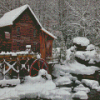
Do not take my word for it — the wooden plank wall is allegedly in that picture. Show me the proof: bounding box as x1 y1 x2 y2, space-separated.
11 9 40 52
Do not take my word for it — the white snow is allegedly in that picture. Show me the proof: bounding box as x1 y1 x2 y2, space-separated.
86 44 95 51
0 69 57 100
41 28 57 39
26 45 31 48
73 37 90 46
57 87 72 92
37 53 41 59
0 4 56 39
0 4 42 28
0 88 20 100
54 76 72 86
0 51 35 56
82 79 99 89
72 91 88 99
75 51 86 60
94 86 100 92
0 79 20 87
74 84 90 93
53 61 100 75
70 45 76 52
75 80 81 84
75 50 100 63
66 48 76 63
48 89 71 100
52 47 61 58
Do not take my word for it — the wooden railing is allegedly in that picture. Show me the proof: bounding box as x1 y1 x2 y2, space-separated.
0 52 38 87
46 57 59 65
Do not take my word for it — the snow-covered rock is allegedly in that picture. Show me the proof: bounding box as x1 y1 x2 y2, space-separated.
25 69 52 84
82 79 99 89
94 86 100 92
75 51 86 60
75 80 81 85
72 91 88 99
53 61 100 75
74 84 90 93
49 89 72 100
73 37 90 46
70 46 76 52
75 50 100 64
86 44 95 51
58 87 72 92
54 76 72 86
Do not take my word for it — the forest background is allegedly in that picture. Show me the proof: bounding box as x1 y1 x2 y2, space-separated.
0 0 100 48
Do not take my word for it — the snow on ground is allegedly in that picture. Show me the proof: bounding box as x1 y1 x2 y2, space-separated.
0 69 72 100
0 88 20 100
52 61 100 76
48 89 72 100
82 79 99 89
73 37 90 46
74 84 90 93
0 79 20 87
72 91 88 99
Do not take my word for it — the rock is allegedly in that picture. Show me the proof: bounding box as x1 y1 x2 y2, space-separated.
72 91 88 100
54 76 72 87
82 79 99 89
74 84 90 93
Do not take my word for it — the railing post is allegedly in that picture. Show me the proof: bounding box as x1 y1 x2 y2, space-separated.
3 59 5 80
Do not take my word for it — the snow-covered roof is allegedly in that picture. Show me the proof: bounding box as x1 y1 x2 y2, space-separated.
0 4 56 39
73 37 90 46
41 28 57 39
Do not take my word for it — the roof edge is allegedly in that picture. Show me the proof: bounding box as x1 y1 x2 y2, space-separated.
41 28 57 39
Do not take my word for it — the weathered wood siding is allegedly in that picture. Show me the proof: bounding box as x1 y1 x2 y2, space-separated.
40 30 53 59
11 9 40 52
40 31 46 59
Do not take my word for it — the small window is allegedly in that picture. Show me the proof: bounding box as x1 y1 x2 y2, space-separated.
33 42 37 52
17 27 20 35
5 32 10 39
33 29 36 37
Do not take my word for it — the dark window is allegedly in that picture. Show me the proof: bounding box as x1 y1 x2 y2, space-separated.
33 42 40 53
33 29 36 37
33 42 37 52
17 42 20 50
17 27 20 35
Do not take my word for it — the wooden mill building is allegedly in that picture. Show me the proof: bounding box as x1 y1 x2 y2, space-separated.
0 4 56 59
